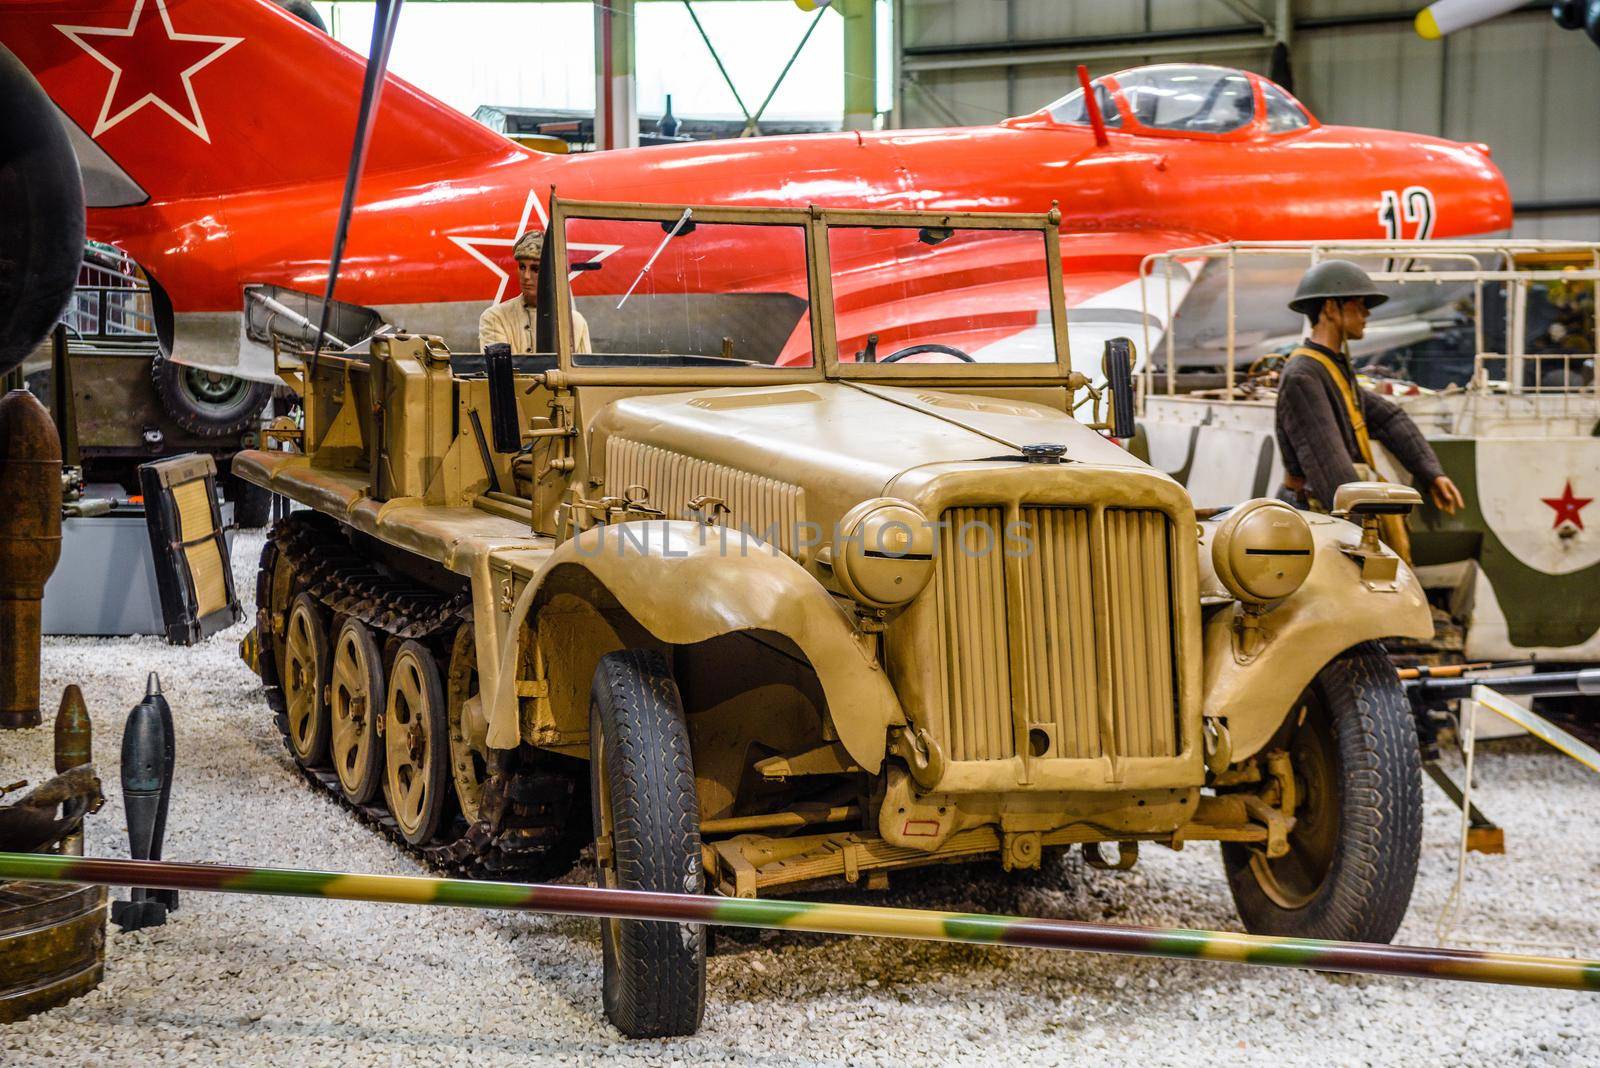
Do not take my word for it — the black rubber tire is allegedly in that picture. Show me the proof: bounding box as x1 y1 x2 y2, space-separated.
150 351 273 437
225 470 274 528
1223 641 1423 944
255 535 285 703
0 49 84 376
589 649 706 1038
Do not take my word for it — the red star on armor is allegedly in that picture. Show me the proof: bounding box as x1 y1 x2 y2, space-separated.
56 0 242 143
1541 480 1593 530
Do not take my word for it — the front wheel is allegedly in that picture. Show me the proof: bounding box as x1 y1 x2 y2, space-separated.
1222 641 1422 944
589 648 705 1038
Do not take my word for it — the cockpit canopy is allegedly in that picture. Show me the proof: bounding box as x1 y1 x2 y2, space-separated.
1045 64 1313 137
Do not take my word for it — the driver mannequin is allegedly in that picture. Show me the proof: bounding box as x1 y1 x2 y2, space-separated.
478 229 592 354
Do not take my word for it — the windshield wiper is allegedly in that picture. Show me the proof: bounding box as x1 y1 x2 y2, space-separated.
618 208 693 310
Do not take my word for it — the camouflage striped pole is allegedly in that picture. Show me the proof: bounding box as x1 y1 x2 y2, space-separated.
3 852 1597 992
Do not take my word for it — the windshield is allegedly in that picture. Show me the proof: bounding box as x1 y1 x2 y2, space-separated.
1046 81 1123 128
1115 65 1256 134
563 215 814 368
1261 81 1311 132
827 225 1058 365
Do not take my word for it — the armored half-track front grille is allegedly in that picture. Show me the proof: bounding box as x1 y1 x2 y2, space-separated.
928 505 1179 763
933 507 1016 760
605 438 806 554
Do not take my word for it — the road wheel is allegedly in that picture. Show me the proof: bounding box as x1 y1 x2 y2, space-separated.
263 533 301 684
1223 641 1423 944
150 351 272 437
329 618 385 804
254 536 284 699
446 623 493 824
282 593 331 767
589 649 705 1038
384 640 451 845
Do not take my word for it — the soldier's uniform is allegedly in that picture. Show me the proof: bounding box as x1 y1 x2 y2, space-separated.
477 227 593 355
1275 340 1444 510
1275 260 1448 561
478 295 591 354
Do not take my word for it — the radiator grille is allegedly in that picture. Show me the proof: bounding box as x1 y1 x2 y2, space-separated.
928 505 1178 763
931 507 1014 761
604 438 806 554
1103 508 1178 759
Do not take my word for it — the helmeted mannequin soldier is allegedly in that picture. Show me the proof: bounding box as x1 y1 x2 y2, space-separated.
477 229 593 354
1274 259 1464 559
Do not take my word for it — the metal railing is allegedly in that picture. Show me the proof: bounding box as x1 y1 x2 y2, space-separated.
65 248 156 342
1137 239 1600 411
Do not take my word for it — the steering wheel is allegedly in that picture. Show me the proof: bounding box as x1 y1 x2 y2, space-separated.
881 343 975 363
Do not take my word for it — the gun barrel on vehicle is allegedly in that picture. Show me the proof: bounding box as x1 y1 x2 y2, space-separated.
1404 668 1600 707
2 852 1596 993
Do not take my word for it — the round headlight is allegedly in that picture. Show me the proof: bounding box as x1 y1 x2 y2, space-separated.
832 498 935 609
1211 498 1315 605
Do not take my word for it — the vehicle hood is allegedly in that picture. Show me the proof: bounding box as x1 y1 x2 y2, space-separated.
587 380 1156 542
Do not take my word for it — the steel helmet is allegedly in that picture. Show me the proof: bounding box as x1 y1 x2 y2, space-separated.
511 229 545 261
1288 259 1390 315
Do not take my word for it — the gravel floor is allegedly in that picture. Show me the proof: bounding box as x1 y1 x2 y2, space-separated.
2 529 1597 1066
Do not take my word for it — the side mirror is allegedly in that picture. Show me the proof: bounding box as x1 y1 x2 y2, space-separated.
1102 337 1136 439
483 342 522 453
1330 481 1421 517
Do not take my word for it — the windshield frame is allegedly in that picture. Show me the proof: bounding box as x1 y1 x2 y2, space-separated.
547 199 824 385
814 206 1071 383
547 198 1072 385
1105 66 1262 140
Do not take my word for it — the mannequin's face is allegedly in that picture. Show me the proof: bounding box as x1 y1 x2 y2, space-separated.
1323 297 1369 340
516 258 540 303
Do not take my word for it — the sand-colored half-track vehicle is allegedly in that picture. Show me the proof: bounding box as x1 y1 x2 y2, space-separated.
238 200 1432 1037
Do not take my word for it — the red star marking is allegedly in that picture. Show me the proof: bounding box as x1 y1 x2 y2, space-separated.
56 0 242 143
1541 480 1593 530
448 190 623 303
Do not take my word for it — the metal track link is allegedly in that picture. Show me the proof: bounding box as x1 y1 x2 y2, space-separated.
258 514 585 881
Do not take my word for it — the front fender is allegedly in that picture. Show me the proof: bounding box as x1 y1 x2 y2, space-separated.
494 520 904 772
1200 515 1431 761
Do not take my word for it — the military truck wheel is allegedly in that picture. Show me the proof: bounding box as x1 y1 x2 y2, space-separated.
446 623 492 823
150 351 272 437
588 649 706 1039
383 641 452 845
282 593 332 767
329 618 386 805
1223 641 1422 944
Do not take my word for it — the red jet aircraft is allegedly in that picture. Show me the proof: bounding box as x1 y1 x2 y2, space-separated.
0 0 1512 382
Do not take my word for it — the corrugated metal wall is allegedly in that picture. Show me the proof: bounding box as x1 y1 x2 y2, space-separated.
897 1 1600 238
